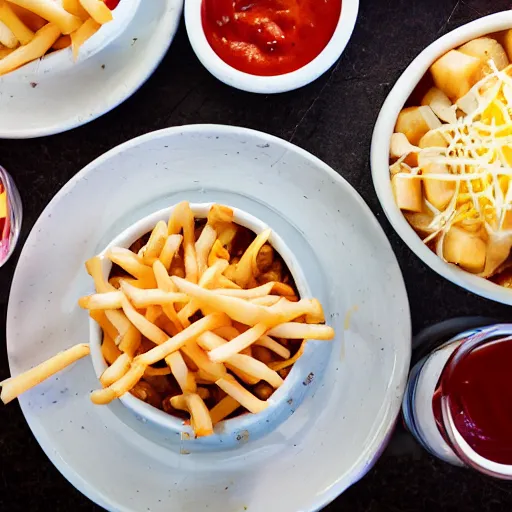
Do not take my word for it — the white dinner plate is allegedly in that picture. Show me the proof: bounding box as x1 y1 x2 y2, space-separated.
0 0 183 139
7 125 411 511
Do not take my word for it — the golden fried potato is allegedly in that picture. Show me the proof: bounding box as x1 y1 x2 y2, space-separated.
459 37 509 76
443 226 487 273
391 173 423 212
395 106 442 146
430 50 482 101
421 163 455 210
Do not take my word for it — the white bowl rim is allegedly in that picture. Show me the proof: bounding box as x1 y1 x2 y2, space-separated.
184 0 359 94
88 201 316 439
371 10 512 306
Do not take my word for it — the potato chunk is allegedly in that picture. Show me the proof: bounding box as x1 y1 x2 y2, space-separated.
392 173 423 212
395 106 442 146
422 163 455 211
430 50 482 101
443 226 486 273
421 87 457 124
418 129 449 149
459 37 509 75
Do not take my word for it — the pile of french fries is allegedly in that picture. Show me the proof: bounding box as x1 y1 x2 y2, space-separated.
0 202 334 438
0 0 116 76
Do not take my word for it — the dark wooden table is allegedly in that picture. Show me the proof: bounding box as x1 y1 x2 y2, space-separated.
1 0 512 510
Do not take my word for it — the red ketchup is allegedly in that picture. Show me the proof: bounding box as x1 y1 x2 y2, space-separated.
104 0 120 9
201 0 342 76
433 338 512 465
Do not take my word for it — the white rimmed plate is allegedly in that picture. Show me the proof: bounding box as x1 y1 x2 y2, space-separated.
7 125 411 511
0 0 183 139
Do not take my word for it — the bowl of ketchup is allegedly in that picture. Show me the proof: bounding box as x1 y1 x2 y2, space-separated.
185 0 359 93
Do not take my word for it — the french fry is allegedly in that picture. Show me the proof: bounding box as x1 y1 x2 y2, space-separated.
271 282 295 297
168 202 199 284
181 339 227 381
172 276 274 326
170 393 213 437
91 363 146 405
267 323 335 340
0 44 13 58
209 395 240 424
120 296 168 345
217 223 237 247
9 4 46 31
62 0 90 21
232 228 271 287
215 274 240 289
142 220 168 264
7 0 81 35
198 332 281 387
254 335 291 359
269 340 307 372
101 335 122 365
79 0 113 24
216 375 268 414
195 224 217 276
135 313 231 366
109 276 151 290
90 310 119 343
52 34 71 50
208 239 230 267
78 291 124 310
0 344 90 404
107 248 156 286
105 309 132 340
144 366 171 377
159 234 182 270
153 260 183 331
213 281 274 299
250 295 281 306
196 205 233 275
100 353 131 387
118 325 141 356
177 259 229 326
86 256 116 293
0 20 18 48
119 280 189 309
70 16 100 60
165 351 196 393
228 354 283 388
207 323 268 363
0 1 33 45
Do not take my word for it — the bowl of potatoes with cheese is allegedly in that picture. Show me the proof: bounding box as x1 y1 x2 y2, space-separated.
371 10 512 305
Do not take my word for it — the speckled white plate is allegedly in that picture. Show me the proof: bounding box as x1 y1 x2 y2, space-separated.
7 125 411 511
0 0 183 139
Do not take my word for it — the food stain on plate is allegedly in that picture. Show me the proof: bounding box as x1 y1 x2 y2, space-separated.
340 305 359 361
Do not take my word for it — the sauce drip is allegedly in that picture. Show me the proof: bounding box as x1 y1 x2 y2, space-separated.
201 0 342 76
104 0 120 10
433 338 512 465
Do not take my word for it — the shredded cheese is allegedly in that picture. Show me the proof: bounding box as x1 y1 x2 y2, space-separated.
391 60 512 269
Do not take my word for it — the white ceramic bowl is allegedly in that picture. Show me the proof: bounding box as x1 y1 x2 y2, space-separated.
371 10 512 306
89 201 323 451
7 0 140 78
184 0 359 93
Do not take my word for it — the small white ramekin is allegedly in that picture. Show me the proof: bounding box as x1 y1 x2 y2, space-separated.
10 0 140 77
184 0 359 94
89 202 318 451
371 10 512 306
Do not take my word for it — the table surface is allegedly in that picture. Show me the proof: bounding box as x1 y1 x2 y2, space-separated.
1 0 512 510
